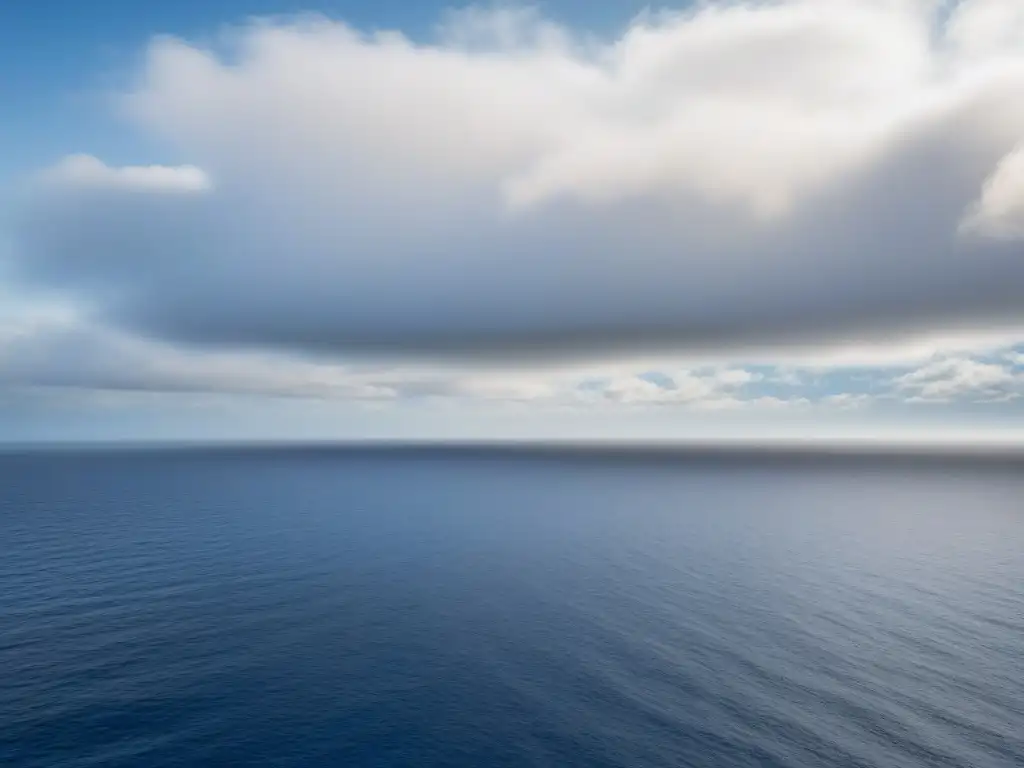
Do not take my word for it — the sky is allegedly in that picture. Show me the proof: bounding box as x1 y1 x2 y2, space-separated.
3 0 1024 443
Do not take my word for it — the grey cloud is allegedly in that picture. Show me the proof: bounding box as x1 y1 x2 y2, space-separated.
10 2 1024 359
0 315 815 409
0 318 400 399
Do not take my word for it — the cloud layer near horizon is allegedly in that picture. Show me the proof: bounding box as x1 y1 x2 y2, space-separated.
10 0 1024 357
2 310 1022 409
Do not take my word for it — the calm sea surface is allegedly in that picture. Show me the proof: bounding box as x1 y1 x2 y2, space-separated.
2 447 1022 767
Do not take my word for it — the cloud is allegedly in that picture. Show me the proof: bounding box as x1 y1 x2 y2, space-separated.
5 305 1024 413
734 327 1024 369
893 356 1023 401
821 393 874 409
35 154 212 194
946 0 1024 58
9 1 1024 357
578 366 762 405
0 311 833 409
0 313 397 400
961 144 1024 237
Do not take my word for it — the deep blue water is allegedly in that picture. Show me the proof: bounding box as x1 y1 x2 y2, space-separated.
2 446 1023 767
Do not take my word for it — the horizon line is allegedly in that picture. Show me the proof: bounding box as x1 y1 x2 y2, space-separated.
5 436 1024 462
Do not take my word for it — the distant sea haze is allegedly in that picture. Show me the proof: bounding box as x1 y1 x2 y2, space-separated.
2 446 1022 767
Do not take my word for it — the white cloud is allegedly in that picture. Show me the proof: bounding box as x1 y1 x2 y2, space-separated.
821 393 874 409
503 0 932 216
750 328 1024 369
946 0 1024 58
893 356 1022 401
710 368 761 386
693 395 812 412
9 1 1024 359
37 154 211 194
541 327 1024 372
961 143 1024 237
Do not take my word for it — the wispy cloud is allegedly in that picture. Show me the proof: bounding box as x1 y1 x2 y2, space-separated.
893 357 1023 403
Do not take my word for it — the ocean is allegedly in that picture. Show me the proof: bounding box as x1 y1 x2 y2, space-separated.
1 446 1022 767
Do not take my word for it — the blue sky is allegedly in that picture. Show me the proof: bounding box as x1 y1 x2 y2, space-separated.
3 0 1024 442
